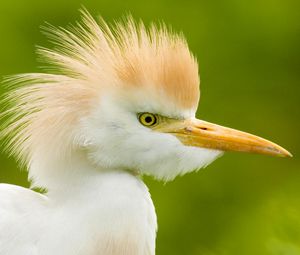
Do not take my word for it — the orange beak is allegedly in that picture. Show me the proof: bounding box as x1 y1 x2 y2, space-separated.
155 118 292 157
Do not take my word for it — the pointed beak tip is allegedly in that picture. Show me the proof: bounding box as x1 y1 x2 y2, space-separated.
283 150 293 158
273 147 293 158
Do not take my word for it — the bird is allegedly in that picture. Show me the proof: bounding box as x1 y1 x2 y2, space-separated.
0 9 291 255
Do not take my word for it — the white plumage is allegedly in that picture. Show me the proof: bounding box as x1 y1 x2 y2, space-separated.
0 10 290 255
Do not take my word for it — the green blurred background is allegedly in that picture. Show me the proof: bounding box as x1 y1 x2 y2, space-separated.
0 0 299 254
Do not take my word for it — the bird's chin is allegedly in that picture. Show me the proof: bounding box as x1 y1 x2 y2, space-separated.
143 146 223 182
186 146 224 170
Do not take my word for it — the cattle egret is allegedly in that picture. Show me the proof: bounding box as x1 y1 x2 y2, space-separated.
0 10 291 255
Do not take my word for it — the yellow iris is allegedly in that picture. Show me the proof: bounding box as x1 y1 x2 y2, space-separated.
138 113 158 127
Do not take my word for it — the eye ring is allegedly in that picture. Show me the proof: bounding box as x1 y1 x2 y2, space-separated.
138 113 157 127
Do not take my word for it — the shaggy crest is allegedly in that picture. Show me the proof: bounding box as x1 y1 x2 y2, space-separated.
0 10 200 166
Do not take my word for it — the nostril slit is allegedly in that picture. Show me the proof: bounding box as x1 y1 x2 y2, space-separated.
200 127 208 130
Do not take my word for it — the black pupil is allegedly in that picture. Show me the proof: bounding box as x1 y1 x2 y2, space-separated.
145 116 153 123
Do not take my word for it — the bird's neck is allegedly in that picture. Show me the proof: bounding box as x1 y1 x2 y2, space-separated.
28 151 157 254
28 150 139 195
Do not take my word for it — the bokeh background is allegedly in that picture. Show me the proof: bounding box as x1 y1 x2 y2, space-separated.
0 0 299 254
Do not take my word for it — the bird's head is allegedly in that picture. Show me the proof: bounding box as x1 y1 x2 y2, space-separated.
0 10 291 185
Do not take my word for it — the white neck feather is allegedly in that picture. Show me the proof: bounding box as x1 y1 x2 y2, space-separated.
29 150 99 192
29 151 157 255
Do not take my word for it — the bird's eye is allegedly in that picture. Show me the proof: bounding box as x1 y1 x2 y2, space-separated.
138 113 158 127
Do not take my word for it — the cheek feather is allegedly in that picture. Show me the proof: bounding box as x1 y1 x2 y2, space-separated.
133 133 223 181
